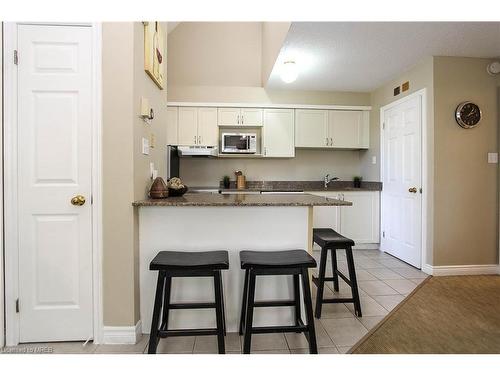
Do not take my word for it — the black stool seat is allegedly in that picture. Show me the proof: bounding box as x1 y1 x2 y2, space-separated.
313 228 355 247
240 250 316 269
150 250 229 270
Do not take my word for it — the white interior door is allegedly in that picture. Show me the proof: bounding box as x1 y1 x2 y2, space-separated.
381 95 422 268
17 24 93 342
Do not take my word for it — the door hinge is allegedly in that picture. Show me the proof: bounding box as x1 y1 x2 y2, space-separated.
382 231 385 238
419 188 423 194
14 50 18 65
16 299 20 313
382 122 385 130
91 195 93 205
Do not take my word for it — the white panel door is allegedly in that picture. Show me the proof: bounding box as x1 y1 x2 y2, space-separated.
329 110 363 148
17 24 93 342
339 192 380 244
217 108 241 126
240 108 263 126
263 109 295 157
197 107 218 146
166 107 178 145
295 109 328 147
381 96 422 267
178 107 198 146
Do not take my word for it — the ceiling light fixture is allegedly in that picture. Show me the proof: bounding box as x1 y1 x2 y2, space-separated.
280 61 298 83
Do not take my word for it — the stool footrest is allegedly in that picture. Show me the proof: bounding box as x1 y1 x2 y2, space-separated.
251 325 308 334
169 302 216 309
253 300 296 308
159 328 218 338
322 298 355 304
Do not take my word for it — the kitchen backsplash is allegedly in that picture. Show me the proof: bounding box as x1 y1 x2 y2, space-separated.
180 149 364 186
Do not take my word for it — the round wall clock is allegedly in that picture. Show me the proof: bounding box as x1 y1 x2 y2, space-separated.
455 101 482 129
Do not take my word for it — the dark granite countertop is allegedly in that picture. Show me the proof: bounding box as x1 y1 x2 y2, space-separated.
188 180 382 193
133 193 352 207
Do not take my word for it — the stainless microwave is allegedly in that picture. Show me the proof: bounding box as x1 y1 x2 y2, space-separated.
221 133 257 154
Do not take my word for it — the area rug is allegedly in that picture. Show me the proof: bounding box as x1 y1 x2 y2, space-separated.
349 275 500 353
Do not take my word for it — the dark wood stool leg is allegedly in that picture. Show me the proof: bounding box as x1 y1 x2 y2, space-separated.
239 269 249 336
314 248 328 319
301 268 318 354
345 246 362 317
213 271 226 354
148 271 165 354
331 248 340 292
293 274 301 325
243 271 256 354
218 270 226 336
161 276 172 330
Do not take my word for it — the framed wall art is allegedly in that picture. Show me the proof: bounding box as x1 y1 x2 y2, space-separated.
144 21 165 89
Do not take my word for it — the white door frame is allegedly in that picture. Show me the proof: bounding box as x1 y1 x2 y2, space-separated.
2 22 103 346
379 88 430 272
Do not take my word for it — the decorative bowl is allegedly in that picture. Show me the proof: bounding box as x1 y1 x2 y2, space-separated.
168 185 188 197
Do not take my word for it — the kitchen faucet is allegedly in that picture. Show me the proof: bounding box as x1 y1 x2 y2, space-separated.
324 174 339 189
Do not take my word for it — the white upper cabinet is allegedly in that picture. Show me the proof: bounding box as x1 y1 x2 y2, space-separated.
240 108 263 126
177 107 218 146
295 109 369 149
197 107 218 146
166 107 178 145
178 107 198 146
217 108 263 127
217 108 241 126
329 110 369 149
263 109 295 158
295 109 329 147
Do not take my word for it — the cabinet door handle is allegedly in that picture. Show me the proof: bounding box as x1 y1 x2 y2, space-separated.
330 138 334 146
237 115 240 125
326 137 329 146
194 135 197 144
198 135 201 144
241 115 244 124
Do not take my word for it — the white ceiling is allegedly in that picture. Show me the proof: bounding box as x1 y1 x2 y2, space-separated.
267 22 500 92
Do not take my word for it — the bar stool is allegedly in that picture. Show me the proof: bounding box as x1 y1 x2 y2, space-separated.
312 228 362 318
238 250 318 354
147 250 229 354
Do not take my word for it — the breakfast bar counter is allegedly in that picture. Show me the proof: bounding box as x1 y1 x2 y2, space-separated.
134 193 350 334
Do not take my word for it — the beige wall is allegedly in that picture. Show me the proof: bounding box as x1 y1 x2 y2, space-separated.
167 22 262 87
261 22 291 86
367 56 499 267
102 23 136 326
433 56 498 266
102 22 168 326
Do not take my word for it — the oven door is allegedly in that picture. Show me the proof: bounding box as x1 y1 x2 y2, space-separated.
222 134 251 153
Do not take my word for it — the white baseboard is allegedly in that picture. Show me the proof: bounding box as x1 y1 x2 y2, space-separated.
102 320 142 344
423 264 500 276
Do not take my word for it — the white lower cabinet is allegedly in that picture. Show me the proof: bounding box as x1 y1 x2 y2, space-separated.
308 191 380 246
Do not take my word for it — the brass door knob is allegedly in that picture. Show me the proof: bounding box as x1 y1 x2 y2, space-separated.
408 187 417 193
71 195 86 206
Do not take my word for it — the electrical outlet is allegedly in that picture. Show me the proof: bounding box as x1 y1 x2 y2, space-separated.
372 156 377 165
150 133 156 148
488 152 498 164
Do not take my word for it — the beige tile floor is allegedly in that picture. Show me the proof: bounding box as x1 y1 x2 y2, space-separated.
2 249 427 355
